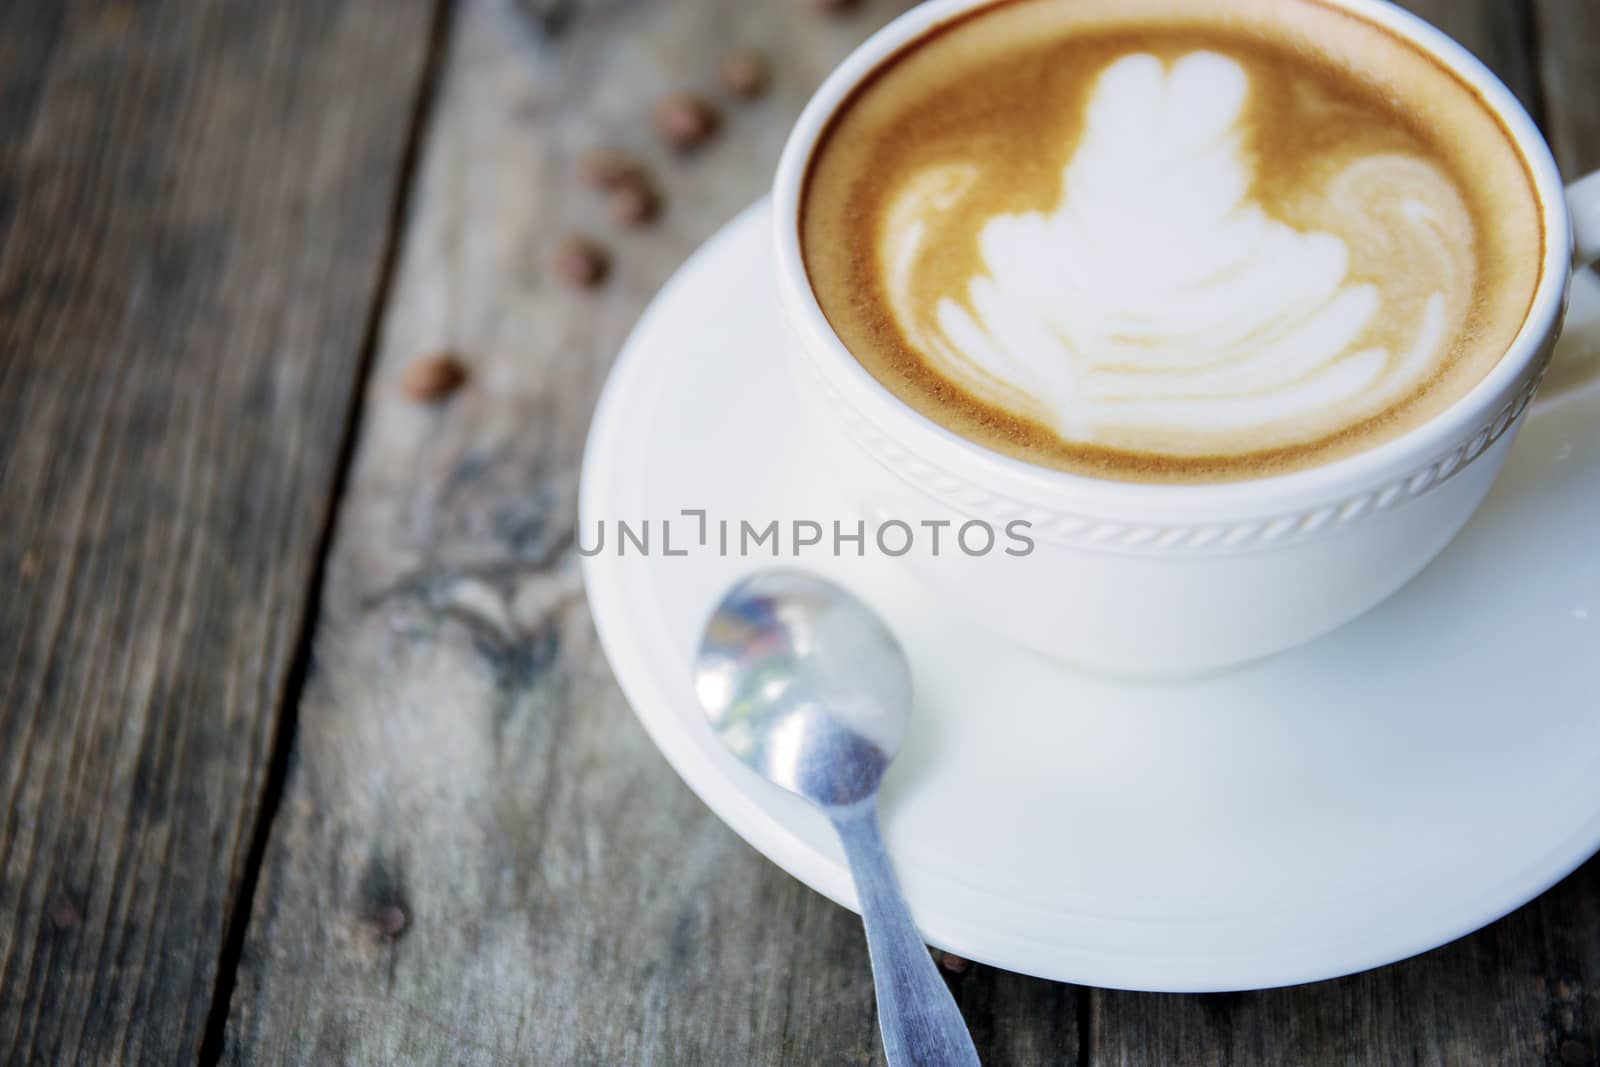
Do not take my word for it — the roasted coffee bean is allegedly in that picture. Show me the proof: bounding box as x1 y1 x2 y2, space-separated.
653 92 720 151
579 146 645 189
721 48 770 98
553 233 610 288
401 353 468 402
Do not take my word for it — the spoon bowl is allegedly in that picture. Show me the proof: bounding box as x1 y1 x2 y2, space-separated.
695 570 910 806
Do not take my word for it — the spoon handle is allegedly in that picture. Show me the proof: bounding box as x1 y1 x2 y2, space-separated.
829 797 982 1067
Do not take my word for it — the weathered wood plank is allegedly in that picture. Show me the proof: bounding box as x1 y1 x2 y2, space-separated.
1087 3 1600 1064
223 0 1082 1063
1535 0 1600 178
0 1 438 1063
1090 860 1600 1066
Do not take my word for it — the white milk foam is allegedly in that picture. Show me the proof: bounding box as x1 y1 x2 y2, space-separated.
880 51 1474 456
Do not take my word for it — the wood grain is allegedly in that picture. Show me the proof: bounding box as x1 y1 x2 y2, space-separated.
1089 859 1600 1066
0 1 438 1063
220 1 1076 1064
1535 0 1600 178
1086 5 1600 1065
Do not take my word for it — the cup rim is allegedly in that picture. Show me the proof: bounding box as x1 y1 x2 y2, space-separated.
771 0 1572 514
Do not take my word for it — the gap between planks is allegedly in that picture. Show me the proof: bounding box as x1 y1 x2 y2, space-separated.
194 2 460 1064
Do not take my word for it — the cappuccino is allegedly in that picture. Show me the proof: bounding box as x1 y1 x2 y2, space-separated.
800 0 1542 481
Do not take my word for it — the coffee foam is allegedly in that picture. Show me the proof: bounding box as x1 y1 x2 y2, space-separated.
801 0 1543 482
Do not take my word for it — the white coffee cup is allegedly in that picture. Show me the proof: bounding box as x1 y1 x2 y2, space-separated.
772 0 1600 675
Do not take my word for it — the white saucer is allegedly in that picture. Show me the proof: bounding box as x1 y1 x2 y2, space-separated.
579 200 1600 992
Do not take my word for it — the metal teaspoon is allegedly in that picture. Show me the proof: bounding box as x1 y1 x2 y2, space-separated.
694 571 982 1067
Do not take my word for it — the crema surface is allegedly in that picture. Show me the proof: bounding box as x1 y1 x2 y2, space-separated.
801 0 1542 481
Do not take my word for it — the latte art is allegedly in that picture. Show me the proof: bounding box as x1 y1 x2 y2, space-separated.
800 0 1543 481
883 51 1474 456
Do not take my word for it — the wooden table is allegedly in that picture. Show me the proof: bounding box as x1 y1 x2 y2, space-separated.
2 1 1597 1063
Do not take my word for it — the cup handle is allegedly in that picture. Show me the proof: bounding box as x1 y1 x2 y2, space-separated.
1535 171 1600 408
1572 170 1600 269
